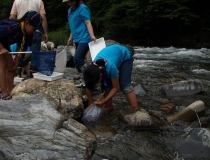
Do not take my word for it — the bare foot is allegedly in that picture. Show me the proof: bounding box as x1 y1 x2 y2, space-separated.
102 105 114 112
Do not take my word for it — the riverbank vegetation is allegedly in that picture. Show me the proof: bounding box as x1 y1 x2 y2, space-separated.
1 0 209 48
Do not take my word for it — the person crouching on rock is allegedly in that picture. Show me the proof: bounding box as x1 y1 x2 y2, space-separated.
83 44 138 111
0 11 44 100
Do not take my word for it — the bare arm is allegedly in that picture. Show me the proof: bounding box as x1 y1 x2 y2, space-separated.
85 20 96 42
40 13 48 42
67 34 73 45
86 88 94 105
95 76 120 106
9 14 17 20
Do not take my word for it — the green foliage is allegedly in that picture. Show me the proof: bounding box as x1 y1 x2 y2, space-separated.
43 0 68 30
0 0 13 20
48 23 70 45
0 0 209 47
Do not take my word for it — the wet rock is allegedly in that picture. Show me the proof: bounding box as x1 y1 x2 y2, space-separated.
177 128 210 159
105 39 120 46
118 108 166 129
88 125 118 139
11 78 84 119
161 103 176 114
133 84 147 96
162 80 204 97
0 94 96 159
167 100 206 123
190 115 210 128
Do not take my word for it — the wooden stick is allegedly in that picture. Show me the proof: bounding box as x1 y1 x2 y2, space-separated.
195 110 202 128
96 91 105 102
84 92 105 111
0 51 32 54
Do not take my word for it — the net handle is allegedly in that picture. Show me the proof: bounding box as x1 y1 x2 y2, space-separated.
0 51 32 54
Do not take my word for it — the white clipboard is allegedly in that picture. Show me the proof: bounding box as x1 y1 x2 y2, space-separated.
88 37 106 60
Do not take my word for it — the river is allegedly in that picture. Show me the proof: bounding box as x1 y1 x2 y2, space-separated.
66 46 210 160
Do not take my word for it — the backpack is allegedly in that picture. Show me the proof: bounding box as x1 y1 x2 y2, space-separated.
0 20 20 40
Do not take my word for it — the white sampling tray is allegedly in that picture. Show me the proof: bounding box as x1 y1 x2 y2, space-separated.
33 72 63 81
88 37 106 60
14 77 24 84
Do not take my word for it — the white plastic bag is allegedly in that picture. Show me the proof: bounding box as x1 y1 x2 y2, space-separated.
54 47 67 73
82 104 102 122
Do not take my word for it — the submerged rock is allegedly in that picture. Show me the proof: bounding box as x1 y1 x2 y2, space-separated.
162 80 204 97
177 128 210 159
133 84 147 96
118 108 166 129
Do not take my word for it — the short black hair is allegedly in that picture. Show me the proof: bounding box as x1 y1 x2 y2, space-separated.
83 65 100 90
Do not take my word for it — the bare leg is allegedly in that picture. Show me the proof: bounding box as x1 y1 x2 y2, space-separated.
5 55 15 94
126 91 138 109
21 64 30 77
0 55 8 96
104 93 114 111
24 64 30 76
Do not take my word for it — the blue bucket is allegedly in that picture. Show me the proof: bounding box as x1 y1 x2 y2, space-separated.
34 51 56 76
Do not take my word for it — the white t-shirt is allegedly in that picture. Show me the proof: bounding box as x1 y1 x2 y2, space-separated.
10 0 46 19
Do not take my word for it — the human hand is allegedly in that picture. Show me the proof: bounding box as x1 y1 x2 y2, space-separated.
44 33 48 43
94 100 105 107
7 64 18 72
67 37 73 46
91 36 97 42
0 48 9 54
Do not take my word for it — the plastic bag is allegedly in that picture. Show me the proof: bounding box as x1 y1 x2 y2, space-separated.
82 104 102 122
54 47 67 73
35 51 56 76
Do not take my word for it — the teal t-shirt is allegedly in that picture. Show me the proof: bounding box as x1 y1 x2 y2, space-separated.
94 45 131 79
68 4 91 43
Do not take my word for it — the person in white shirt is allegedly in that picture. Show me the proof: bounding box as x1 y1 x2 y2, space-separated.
9 0 48 78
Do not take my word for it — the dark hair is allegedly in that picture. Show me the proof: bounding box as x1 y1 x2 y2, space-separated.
84 59 107 90
15 11 35 27
84 65 100 90
95 59 106 67
75 0 81 8
15 11 34 46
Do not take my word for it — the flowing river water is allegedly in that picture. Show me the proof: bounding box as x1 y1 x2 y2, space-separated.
67 46 210 160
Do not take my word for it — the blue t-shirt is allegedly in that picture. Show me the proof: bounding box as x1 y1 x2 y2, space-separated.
94 45 131 79
10 43 30 52
68 4 91 43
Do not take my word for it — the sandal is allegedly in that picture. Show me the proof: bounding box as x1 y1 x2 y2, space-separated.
2 93 12 100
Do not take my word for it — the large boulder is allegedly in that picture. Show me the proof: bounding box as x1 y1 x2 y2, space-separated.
0 94 96 159
11 78 83 119
177 128 210 159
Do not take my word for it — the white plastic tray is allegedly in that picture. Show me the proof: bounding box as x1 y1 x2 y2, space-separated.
14 77 24 82
88 37 106 60
33 72 63 81
14 77 24 85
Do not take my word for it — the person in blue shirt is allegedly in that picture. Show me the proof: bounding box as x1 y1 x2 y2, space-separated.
83 44 138 111
63 0 96 83
10 43 30 52
0 11 43 100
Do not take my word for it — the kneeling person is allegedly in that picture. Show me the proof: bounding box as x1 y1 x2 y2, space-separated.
83 44 138 111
